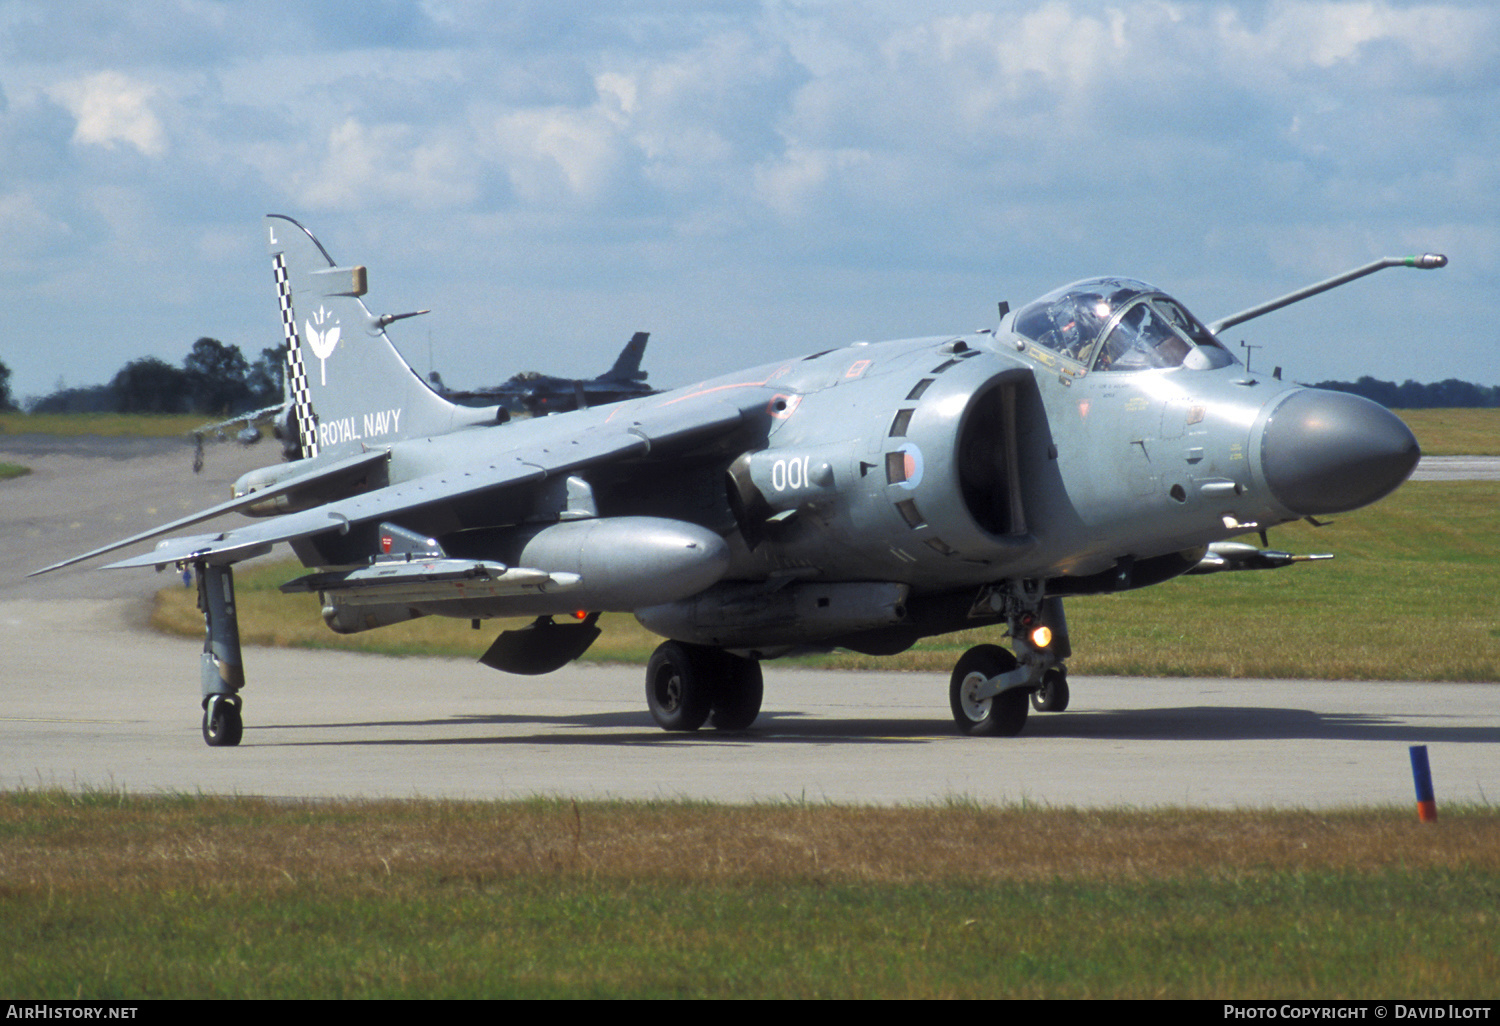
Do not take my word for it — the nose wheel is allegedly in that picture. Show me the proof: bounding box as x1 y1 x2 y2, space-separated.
949 645 1029 737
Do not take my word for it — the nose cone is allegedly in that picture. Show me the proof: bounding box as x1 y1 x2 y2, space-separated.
1261 389 1420 516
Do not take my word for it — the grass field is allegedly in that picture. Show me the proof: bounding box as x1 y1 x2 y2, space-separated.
1392 407 1500 455
0 411 211 438
153 479 1500 681
3 791 1496 999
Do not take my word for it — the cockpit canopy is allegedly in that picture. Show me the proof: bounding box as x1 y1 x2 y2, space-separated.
1012 278 1233 372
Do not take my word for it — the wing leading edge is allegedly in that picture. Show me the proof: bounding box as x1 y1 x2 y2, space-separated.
28 449 391 577
36 397 751 575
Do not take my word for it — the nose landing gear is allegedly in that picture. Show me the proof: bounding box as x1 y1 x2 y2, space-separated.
1031 666 1070 712
949 587 1070 736
949 645 1030 736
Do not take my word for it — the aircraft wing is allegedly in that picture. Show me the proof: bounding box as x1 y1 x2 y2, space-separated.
37 397 751 575
29 449 391 576
191 401 286 437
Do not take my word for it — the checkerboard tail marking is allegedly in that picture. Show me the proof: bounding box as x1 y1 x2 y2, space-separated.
273 252 320 459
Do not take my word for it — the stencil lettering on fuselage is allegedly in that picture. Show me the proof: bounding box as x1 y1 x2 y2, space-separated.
317 408 403 448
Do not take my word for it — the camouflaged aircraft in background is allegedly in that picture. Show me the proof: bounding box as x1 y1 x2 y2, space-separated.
443 331 655 417
34 215 1442 746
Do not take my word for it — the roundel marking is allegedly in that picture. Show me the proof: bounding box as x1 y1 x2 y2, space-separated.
895 442 923 490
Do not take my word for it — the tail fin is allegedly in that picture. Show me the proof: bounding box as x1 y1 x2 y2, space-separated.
267 214 480 461
602 331 649 382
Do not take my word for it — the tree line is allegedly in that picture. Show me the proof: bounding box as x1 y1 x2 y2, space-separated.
2 348 1495 415
0 339 284 416
1308 376 1500 409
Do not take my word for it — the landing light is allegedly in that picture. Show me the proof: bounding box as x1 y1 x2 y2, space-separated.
1030 625 1053 649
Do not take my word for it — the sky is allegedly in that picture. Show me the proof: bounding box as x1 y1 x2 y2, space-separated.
1 0 1495 405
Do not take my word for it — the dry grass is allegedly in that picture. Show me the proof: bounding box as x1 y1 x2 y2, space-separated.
0 412 210 438
5 795 1497 998
6 794 1498 888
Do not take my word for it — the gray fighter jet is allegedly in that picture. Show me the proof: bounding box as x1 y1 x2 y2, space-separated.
33 216 1443 746
444 331 655 416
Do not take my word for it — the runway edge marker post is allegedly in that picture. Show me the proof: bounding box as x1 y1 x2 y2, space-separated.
1409 744 1438 822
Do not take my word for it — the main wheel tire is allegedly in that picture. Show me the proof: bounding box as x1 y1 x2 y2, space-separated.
645 642 715 731
709 652 763 731
202 696 243 747
949 645 1029 737
1031 666 1070 712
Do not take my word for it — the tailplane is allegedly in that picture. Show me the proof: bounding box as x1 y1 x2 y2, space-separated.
267 214 481 461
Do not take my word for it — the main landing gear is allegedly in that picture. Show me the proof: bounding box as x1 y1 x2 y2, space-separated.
645 641 764 732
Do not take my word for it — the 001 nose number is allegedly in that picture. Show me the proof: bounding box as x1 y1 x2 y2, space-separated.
771 456 812 492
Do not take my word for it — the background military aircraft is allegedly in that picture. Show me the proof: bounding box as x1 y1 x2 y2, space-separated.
193 327 654 473
33 216 1442 746
443 332 655 416
189 402 286 473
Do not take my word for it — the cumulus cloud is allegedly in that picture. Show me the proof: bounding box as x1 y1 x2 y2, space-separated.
293 117 477 211
49 70 167 157
484 103 630 205
1217 1 1498 74
0 1 1493 398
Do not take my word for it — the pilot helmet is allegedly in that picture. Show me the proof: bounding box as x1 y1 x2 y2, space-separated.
1059 292 1108 355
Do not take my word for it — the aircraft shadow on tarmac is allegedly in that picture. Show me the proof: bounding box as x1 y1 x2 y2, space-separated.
245 703 1500 748
1019 706 1499 744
